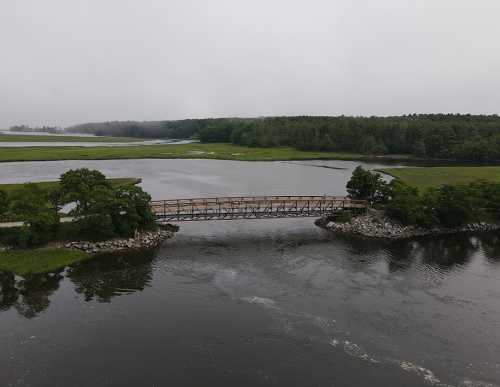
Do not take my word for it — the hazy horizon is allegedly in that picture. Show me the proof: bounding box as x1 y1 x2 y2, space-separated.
2 0 499 127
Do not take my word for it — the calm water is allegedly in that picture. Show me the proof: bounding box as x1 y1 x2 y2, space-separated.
1 159 499 387
0 138 193 147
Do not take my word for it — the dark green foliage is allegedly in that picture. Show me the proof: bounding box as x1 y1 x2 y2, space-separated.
346 167 500 228
0 227 22 246
385 182 437 227
434 186 473 227
59 168 110 214
2 169 156 246
75 214 115 241
65 118 251 140
68 114 500 161
386 181 422 225
346 166 388 203
62 169 156 239
383 179 500 228
194 114 500 161
10 184 59 247
198 123 233 143
0 190 8 220
108 185 155 237
470 181 500 219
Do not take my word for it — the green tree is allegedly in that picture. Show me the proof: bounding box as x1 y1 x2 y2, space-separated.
59 168 110 214
60 169 156 240
72 183 116 240
346 166 387 203
11 184 59 247
109 185 155 237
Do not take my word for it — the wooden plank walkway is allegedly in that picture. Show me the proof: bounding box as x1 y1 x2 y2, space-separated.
151 195 367 222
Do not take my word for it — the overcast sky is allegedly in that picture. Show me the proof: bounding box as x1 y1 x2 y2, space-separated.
1 0 499 127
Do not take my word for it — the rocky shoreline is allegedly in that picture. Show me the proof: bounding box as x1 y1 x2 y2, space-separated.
62 228 175 254
315 211 500 240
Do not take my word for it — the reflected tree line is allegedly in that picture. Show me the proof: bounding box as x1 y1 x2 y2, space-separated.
328 231 500 273
1 232 500 318
0 249 156 318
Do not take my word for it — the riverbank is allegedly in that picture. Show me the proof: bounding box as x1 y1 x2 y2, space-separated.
0 228 176 275
62 229 174 254
0 142 423 163
316 211 500 239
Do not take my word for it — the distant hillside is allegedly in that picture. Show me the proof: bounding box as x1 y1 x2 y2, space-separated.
195 114 500 161
65 118 255 139
66 114 500 161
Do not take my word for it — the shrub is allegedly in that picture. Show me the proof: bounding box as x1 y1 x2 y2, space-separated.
434 185 473 227
386 181 421 225
75 214 115 241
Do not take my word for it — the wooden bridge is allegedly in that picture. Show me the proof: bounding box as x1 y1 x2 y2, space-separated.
151 195 367 222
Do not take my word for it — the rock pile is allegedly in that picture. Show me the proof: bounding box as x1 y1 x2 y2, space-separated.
64 229 174 254
316 213 500 240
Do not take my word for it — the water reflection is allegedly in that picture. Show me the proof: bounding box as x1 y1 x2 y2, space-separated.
0 250 155 317
322 231 499 274
480 232 500 262
0 270 63 318
385 234 480 273
1 232 499 319
67 249 156 302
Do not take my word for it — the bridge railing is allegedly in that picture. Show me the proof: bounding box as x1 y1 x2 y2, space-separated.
150 195 368 222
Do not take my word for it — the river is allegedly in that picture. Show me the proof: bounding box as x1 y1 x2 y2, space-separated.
1 159 499 386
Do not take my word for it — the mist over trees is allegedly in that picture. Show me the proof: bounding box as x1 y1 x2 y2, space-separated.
65 118 252 140
9 125 63 134
66 114 500 161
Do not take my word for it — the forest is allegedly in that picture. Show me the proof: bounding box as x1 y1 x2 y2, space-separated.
197 115 500 161
66 115 500 161
66 118 252 140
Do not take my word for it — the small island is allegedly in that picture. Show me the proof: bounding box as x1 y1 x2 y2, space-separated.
0 169 175 275
316 166 500 239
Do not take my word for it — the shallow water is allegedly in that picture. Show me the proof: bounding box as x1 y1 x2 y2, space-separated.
1 159 499 386
0 138 193 147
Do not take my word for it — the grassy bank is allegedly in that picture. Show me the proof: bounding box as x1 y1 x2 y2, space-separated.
0 248 91 275
0 142 418 162
381 166 500 190
0 133 137 142
0 177 140 195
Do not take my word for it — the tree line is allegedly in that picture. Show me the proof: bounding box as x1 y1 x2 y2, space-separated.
66 118 253 140
197 114 500 161
9 125 63 134
64 114 500 161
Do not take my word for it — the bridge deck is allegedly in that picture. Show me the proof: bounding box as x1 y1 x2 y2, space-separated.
151 195 367 222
